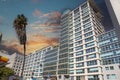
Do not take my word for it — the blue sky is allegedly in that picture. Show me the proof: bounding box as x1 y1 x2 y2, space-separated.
0 0 113 54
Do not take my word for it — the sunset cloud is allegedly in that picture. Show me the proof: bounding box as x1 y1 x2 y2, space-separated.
30 9 61 34
2 34 59 54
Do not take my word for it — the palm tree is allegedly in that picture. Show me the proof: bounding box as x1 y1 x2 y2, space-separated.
13 14 27 78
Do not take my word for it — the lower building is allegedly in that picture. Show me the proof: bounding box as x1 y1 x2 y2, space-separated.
9 53 24 76
0 50 24 77
98 29 120 80
23 46 53 80
43 47 59 80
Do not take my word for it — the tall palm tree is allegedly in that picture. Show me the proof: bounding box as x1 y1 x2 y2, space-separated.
13 14 27 78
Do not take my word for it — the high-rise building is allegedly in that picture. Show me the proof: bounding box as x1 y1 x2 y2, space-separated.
58 0 105 80
23 46 53 80
98 29 120 80
105 0 120 40
43 47 59 80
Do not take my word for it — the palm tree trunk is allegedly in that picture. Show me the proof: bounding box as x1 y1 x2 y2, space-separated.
21 43 26 78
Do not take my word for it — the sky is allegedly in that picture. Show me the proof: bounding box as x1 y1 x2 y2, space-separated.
0 0 113 54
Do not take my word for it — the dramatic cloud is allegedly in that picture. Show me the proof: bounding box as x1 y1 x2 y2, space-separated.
30 9 61 34
2 34 59 54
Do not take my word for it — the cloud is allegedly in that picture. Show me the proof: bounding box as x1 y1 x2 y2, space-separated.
30 9 61 34
44 27 61 33
2 34 59 54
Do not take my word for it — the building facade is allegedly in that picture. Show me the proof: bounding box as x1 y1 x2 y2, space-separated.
98 29 120 80
23 46 53 80
105 0 120 40
43 47 59 80
9 53 24 76
58 0 105 80
0 51 24 77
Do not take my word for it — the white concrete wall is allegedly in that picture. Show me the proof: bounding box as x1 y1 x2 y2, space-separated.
102 64 120 80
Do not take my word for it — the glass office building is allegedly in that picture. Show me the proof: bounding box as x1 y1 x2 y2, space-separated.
58 0 105 80
98 29 120 80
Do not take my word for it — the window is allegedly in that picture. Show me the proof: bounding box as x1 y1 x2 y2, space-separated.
69 48 73 52
84 27 92 33
86 47 95 53
119 65 120 69
75 31 82 37
82 15 89 20
76 76 81 80
75 40 82 46
110 66 114 70
69 58 74 62
75 36 82 41
76 56 84 61
85 42 95 48
76 62 84 67
69 53 73 57
111 74 117 79
88 67 98 73
74 8 79 14
85 36 94 42
87 60 97 66
107 74 110 80
107 74 117 79
75 45 83 51
75 27 81 32
88 75 99 80
76 51 83 56
105 67 109 70
70 70 74 74
69 64 74 68
69 44 73 47
83 18 90 24
84 31 93 37
76 69 84 74
81 3 87 9
86 54 96 59
83 22 91 29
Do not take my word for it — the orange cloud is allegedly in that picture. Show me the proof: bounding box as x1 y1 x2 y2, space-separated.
2 34 59 55
44 28 60 32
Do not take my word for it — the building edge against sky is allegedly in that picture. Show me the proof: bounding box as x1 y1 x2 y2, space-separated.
105 0 120 40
